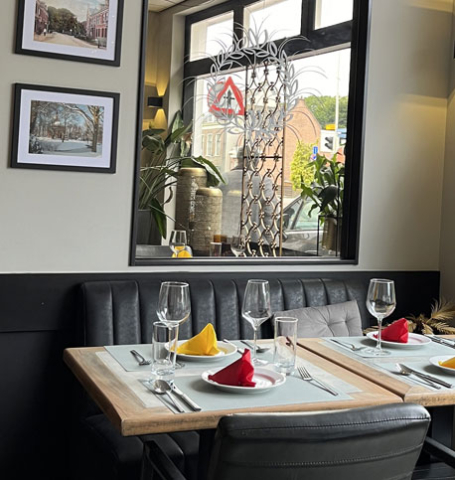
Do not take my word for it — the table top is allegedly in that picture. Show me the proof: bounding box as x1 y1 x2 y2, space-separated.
299 337 455 407
63 344 402 437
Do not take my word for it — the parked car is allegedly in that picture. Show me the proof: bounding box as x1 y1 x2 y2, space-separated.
282 197 320 256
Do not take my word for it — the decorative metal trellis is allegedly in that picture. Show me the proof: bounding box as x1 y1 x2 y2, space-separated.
207 26 301 257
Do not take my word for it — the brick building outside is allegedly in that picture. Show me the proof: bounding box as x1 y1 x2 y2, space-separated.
34 0 49 35
86 0 110 48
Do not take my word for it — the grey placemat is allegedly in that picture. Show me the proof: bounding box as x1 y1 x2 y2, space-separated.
167 369 353 412
102 342 362 414
321 337 455 389
105 342 360 394
105 344 153 372
324 336 455 359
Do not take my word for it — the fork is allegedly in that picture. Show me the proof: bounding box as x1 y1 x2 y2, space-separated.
130 350 151 366
297 366 339 396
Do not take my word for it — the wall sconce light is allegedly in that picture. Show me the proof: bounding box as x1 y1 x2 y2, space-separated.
147 96 163 109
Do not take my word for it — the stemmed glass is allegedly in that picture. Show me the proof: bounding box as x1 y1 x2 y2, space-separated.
365 278 396 356
230 235 246 257
169 230 188 256
156 281 191 369
242 279 272 366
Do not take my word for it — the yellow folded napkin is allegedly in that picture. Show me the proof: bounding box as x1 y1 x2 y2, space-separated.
177 324 221 356
440 357 455 369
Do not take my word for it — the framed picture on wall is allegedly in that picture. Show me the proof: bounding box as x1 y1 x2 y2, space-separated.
11 84 119 173
15 0 124 66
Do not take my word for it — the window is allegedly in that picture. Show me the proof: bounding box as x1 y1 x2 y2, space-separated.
190 11 234 61
315 0 354 29
179 0 367 261
244 0 302 42
132 0 370 264
214 133 222 157
207 134 213 156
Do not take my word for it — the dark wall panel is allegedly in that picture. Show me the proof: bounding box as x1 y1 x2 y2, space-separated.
1 330 73 480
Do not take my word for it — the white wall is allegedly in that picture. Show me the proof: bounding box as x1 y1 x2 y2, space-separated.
0 0 452 273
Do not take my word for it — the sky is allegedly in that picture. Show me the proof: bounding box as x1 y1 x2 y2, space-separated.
44 0 104 22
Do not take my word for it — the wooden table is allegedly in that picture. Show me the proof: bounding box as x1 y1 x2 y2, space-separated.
64 345 402 437
299 338 455 407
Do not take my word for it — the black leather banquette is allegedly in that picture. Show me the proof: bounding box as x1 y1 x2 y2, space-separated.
71 271 439 480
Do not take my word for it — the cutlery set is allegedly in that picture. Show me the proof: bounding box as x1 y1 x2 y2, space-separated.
131 350 201 413
144 379 202 413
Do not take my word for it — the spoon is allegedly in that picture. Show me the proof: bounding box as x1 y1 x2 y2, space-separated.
150 379 184 412
330 339 367 352
240 340 271 353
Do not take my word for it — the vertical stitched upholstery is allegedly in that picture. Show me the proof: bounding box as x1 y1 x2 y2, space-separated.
81 276 376 345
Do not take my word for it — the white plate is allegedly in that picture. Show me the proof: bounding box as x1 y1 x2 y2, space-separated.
429 356 455 375
201 367 286 394
169 340 237 362
366 331 431 348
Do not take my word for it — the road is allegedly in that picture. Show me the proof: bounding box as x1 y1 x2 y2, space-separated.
35 32 94 49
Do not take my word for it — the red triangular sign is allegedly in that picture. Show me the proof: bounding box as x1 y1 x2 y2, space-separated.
209 77 245 116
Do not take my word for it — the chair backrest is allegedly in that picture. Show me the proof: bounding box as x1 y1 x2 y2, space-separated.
207 403 430 480
80 276 369 346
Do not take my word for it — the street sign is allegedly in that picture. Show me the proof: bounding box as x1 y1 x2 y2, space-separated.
207 77 245 117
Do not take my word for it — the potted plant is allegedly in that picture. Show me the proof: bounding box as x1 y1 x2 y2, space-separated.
299 150 344 253
139 111 224 240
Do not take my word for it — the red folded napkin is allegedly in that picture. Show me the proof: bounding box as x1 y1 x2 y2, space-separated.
208 349 256 387
376 318 409 343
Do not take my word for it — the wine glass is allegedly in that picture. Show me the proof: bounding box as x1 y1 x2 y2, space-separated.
230 235 246 257
169 230 188 256
156 281 191 369
242 279 272 366
365 278 396 356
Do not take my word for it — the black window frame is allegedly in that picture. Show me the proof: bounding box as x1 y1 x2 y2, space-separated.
131 0 370 266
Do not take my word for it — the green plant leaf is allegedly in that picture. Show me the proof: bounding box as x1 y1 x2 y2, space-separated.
149 198 167 239
319 185 339 213
142 135 165 154
142 128 165 138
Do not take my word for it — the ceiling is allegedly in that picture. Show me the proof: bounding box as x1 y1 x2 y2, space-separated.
148 0 187 12
148 0 225 13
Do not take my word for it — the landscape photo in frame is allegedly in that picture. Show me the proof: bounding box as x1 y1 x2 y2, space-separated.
16 0 124 65
11 84 119 173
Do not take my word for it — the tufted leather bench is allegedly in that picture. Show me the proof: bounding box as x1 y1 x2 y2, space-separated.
70 273 437 480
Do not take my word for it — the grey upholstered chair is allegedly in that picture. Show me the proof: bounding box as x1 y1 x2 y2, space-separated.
142 403 431 480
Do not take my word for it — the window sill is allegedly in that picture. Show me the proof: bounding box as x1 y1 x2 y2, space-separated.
133 257 358 267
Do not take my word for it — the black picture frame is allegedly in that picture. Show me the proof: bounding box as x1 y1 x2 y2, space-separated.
15 0 124 67
11 83 119 174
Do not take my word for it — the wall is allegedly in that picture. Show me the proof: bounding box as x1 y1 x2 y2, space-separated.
440 1 455 297
0 0 144 273
0 0 452 274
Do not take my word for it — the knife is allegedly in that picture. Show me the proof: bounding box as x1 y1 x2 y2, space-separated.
172 385 202 412
425 335 455 348
399 364 453 388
